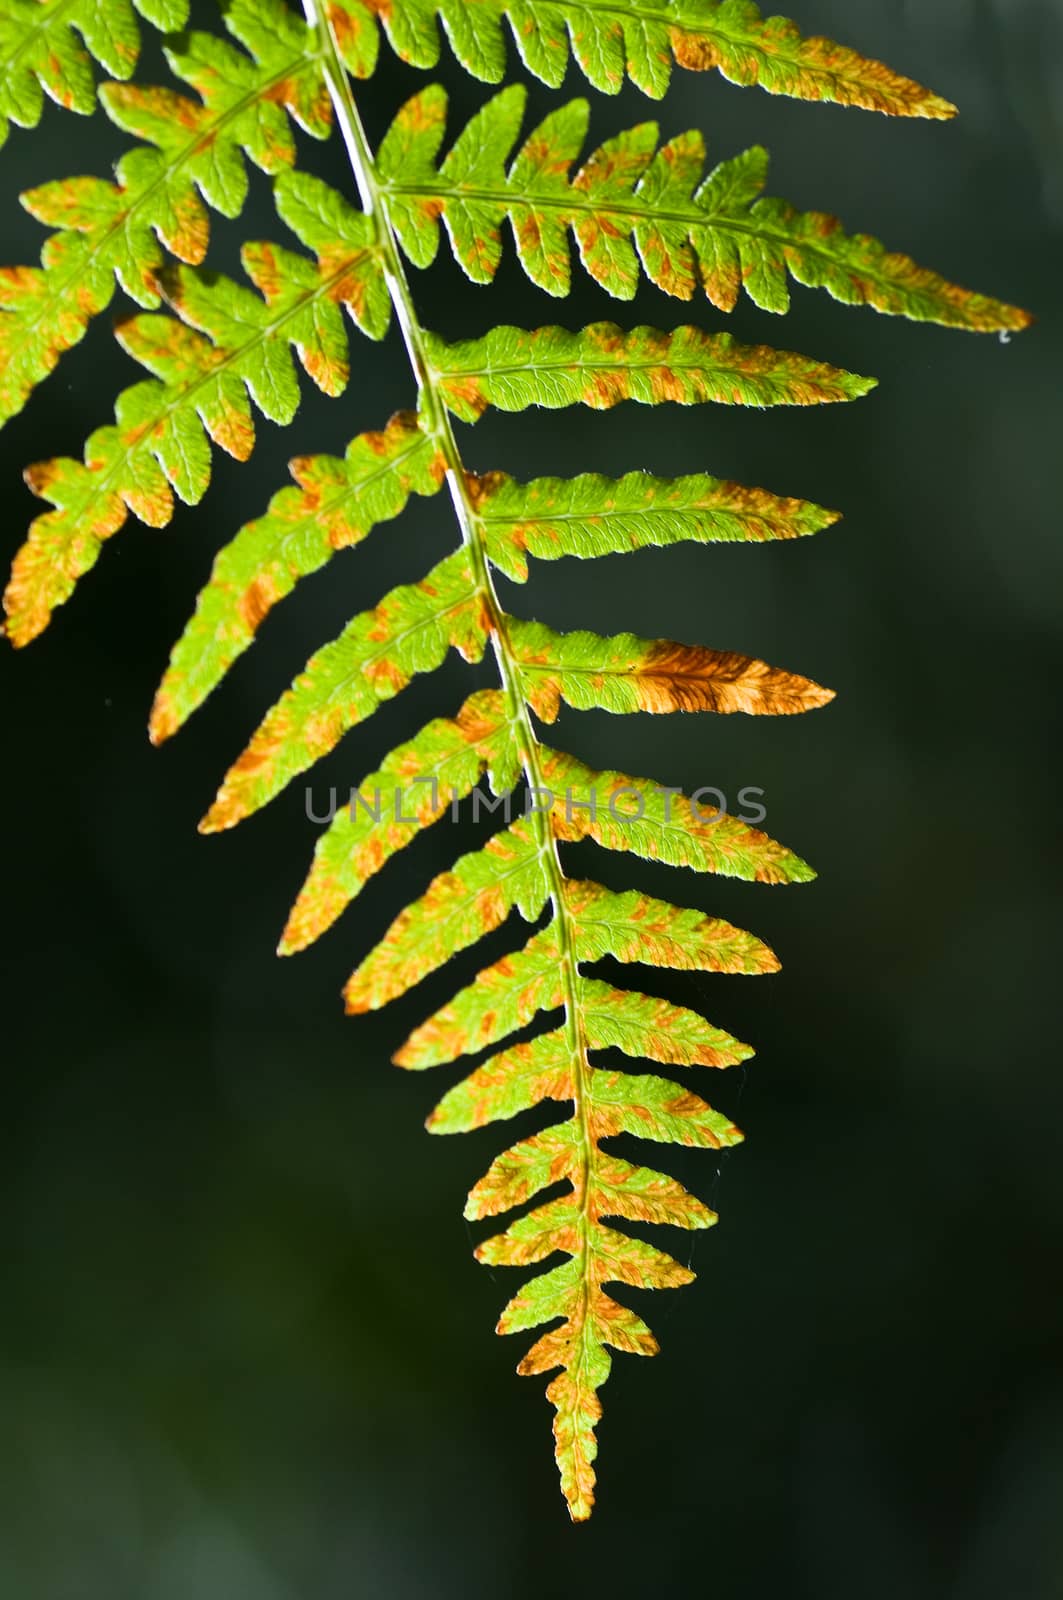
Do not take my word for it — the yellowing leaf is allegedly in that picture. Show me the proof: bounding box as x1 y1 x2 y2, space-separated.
471 466 838 582
380 86 1027 328
4 186 385 647
395 924 565 1069
510 616 834 718
0 0 332 424
589 1067 743 1148
591 1150 715 1229
151 413 445 744
200 551 488 833
566 880 780 974
280 690 511 955
0 0 188 151
428 1028 573 1133
344 818 551 1013
540 748 814 884
1 0 1027 1528
325 0 955 114
464 1123 577 1220
580 978 751 1068
427 322 875 421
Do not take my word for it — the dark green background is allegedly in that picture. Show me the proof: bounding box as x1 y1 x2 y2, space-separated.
1 1 1061 1592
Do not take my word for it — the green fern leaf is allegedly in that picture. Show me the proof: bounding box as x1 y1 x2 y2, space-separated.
280 689 518 954
427 321 875 419
380 85 1030 330
393 925 565 1068
150 412 445 743
564 878 781 971
345 817 554 1012
578 979 751 1067
4 175 384 647
427 1027 573 1131
328 0 955 114
539 749 814 881
200 550 490 832
0 0 186 147
471 465 838 581
0 0 332 423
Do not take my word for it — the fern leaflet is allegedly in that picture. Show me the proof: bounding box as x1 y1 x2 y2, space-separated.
380 84 1028 328
0 0 186 145
326 0 956 113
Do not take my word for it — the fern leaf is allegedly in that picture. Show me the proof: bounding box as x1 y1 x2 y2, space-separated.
565 879 779 972
509 616 834 717
428 321 875 420
201 550 489 832
150 412 445 744
328 0 954 114
587 1066 742 1146
394 925 565 1068
428 1027 572 1131
0 0 332 423
279 688 515 954
380 86 1029 331
3 175 384 646
588 1150 713 1228
472 466 837 581
0 0 186 148
540 749 813 882
473 464 838 582
345 817 553 1012
579 978 751 1067
463 1124 576 1218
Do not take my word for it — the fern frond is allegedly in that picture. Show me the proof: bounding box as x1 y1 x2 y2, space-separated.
4 173 385 646
1 0 1031 1524
0 0 186 147
380 85 1030 330
327 0 955 115
428 321 875 418
0 0 331 423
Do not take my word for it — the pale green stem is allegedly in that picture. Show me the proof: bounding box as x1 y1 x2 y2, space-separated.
303 2 598 1323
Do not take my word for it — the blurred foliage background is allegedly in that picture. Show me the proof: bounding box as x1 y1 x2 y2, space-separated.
1 0 1061 1592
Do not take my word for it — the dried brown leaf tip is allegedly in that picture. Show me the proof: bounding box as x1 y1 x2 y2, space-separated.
508 619 834 719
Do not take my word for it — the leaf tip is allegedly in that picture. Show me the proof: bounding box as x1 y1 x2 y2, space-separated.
342 978 369 1016
197 800 231 835
921 93 959 121
147 695 177 746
